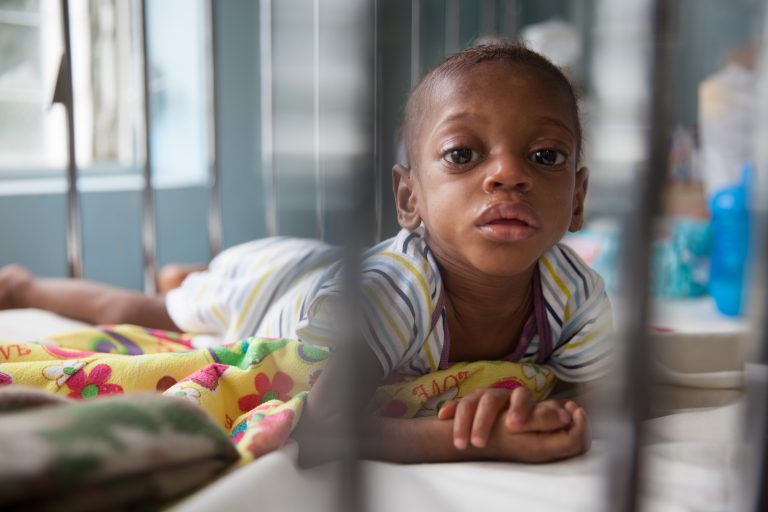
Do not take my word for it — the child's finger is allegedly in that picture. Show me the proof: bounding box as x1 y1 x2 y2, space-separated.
569 405 592 453
437 400 458 420
561 406 591 455
552 406 589 454
527 402 571 432
530 406 590 462
469 392 508 448
505 387 535 428
563 400 580 415
452 392 482 450
504 401 568 432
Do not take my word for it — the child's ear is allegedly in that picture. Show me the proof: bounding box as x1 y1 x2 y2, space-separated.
392 164 422 230
569 166 589 232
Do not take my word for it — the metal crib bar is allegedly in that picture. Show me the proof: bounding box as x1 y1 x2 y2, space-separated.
479 0 496 36
325 2 375 509
741 5 768 509
502 0 519 38
605 0 677 510
206 0 223 257
260 0 278 237
742 336 768 510
313 0 325 241
138 0 157 295
444 0 460 55
373 0 383 243
56 0 84 280
410 0 421 87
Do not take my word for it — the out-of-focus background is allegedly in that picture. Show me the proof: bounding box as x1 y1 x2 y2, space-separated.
0 0 761 287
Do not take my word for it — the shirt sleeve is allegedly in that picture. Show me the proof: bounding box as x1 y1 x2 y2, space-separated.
165 268 233 336
295 248 438 377
546 245 615 383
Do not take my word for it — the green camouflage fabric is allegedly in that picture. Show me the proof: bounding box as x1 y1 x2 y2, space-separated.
0 387 238 511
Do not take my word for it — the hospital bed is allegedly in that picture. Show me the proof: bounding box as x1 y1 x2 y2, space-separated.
1 0 767 510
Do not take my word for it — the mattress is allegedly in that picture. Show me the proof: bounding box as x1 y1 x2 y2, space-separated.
0 308 748 511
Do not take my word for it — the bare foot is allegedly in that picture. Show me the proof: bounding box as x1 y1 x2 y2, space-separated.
0 265 34 310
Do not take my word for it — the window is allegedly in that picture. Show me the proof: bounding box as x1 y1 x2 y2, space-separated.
0 0 209 188
0 0 64 171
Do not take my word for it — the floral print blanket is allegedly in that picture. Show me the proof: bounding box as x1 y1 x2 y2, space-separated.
0 324 556 463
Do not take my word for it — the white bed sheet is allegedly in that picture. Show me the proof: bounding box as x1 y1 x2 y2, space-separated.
170 441 609 512
0 309 744 512
169 405 742 512
0 308 89 340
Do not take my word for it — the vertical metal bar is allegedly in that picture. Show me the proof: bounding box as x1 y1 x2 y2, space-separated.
740 5 768 510
742 363 768 511
479 0 496 36
260 0 278 237
205 0 222 257
372 0 382 242
313 0 325 241
410 0 421 87
322 0 375 509
58 0 84 279
605 0 676 510
444 0 460 55
502 0 519 39
340 0 375 506
139 0 157 295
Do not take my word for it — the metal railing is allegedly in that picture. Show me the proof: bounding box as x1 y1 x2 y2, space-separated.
54 0 83 281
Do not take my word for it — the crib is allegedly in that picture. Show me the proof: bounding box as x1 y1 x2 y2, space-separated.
1 0 767 510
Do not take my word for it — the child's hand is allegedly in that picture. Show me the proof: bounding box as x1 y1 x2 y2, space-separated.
436 387 572 450
489 400 591 463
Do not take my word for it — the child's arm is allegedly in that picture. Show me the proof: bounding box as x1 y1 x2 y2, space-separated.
295 395 588 464
292 348 589 465
361 401 588 463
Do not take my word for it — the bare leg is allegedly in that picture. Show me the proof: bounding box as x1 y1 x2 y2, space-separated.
156 263 206 294
0 264 179 331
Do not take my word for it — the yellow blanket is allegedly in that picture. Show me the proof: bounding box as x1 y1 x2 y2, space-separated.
0 325 555 463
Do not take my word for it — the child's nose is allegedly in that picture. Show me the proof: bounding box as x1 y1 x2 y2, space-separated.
481 155 533 194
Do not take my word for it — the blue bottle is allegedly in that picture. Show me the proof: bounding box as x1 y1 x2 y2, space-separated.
708 163 752 316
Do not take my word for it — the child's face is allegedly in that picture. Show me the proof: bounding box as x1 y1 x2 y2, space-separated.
394 62 587 278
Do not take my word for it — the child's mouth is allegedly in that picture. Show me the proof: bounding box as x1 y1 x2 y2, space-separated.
487 219 530 227
478 221 537 241
475 203 539 241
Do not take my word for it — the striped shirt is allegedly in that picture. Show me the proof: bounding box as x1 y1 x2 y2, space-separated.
167 228 613 382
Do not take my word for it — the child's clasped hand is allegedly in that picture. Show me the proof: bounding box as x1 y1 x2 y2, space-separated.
437 387 590 462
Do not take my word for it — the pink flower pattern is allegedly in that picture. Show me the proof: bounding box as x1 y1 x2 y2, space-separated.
187 363 229 391
66 364 124 399
491 376 524 391
238 371 294 412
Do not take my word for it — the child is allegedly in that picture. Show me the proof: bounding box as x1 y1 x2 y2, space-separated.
0 44 612 464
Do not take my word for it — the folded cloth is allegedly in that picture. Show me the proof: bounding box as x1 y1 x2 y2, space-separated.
0 387 239 511
0 325 556 468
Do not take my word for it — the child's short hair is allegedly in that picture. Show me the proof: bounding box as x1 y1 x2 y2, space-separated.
401 43 582 168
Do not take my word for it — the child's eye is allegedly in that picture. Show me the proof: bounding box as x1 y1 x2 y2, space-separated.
530 149 566 166
443 147 479 166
